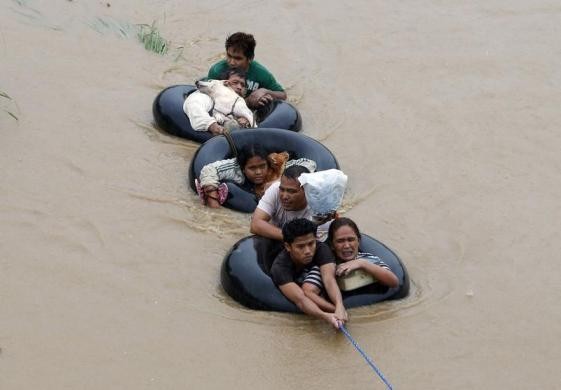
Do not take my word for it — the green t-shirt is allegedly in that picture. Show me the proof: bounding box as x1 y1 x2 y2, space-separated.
208 60 284 98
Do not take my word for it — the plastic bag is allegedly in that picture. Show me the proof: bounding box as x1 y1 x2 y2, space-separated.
298 169 348 217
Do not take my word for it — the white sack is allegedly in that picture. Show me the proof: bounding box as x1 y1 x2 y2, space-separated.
298 169 348 217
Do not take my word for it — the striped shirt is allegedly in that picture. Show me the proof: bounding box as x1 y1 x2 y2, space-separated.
354 252 391 270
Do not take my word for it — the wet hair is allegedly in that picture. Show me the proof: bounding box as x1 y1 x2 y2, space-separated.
225 32 256 60
219 67 247 82
327 217 361 245
282 165 310 181
282 218 317 244
237 143 270 170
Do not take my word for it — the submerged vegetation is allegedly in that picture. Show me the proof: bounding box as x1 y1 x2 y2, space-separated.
137 22 169 55
1 91 19 121
11 0 171 57
88 16 170 56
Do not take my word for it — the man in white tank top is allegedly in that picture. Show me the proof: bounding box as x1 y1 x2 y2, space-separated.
250 165 312 241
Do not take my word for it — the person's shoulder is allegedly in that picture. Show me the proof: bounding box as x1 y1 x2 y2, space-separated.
273 248 290 263
271 249 292 272
256 181 281 213
249 60 274 74
315 241 335 264
316 241 333 254
249 60 268 70
208 60 228 76
264 180 281 194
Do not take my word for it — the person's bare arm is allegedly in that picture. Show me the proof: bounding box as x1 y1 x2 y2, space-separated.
246 88 287 108
250 208 282 240
320 263 347 324
279 282 341 329
336 259 399 287
302 283 335 312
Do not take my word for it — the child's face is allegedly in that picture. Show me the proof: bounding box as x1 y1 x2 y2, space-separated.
243 156 269 185
224 74 246 96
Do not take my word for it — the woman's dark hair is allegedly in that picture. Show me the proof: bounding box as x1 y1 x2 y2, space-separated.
327 217 361 245
225 32 256 60
282 218 317 244
237 143 270 170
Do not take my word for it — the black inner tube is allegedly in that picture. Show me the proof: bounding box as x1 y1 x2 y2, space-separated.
188 128 340 213
153 84 302 142
221 234 410 313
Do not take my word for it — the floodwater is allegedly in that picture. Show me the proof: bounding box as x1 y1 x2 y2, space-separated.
1 1 560 389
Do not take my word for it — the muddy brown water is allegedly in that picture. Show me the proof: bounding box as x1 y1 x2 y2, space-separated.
1 1 560 389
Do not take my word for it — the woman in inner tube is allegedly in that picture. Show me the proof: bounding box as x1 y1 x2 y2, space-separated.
302 217 399 312
195 143 316 208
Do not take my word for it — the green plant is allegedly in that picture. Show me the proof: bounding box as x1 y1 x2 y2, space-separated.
137 22 169 55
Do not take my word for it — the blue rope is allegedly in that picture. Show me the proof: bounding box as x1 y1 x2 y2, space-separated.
339 324 394 390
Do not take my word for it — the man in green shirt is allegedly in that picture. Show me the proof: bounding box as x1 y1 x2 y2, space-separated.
208 32 287 109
